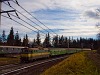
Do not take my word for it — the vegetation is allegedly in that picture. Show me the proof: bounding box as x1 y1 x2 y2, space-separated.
0 57 20 66
0 27 100 50
41 51 100 75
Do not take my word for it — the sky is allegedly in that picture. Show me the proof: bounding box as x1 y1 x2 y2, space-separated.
0 0 100 41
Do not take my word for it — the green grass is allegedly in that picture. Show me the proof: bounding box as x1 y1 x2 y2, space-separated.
41 51 100 75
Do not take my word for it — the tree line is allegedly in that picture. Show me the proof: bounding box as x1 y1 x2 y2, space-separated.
0 27 100 49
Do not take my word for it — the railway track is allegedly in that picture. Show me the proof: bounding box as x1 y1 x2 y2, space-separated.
1 55 70 75
0 63 20 70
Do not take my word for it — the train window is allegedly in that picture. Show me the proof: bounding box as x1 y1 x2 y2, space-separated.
34 50 35 52
32 50 34 53
2 50 4 52
30 51 32 53
25 50 27 53
6 48 8 50
35 50 37 52
33 50 35 52
39 50 42 53
12 48 14 50
29 51 31 53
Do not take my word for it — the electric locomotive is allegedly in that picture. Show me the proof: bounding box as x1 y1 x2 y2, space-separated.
20 47 50 62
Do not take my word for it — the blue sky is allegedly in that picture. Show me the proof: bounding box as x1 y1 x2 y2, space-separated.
1 0 100 41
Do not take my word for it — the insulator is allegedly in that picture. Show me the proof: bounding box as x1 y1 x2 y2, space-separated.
15 0 19 6
15 11 20 19
7 1 11 7
7 12 12 19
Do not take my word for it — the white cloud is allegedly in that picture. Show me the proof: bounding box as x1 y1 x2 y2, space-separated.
1 0 100 41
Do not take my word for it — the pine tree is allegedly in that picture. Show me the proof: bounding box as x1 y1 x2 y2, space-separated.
52 35 59 47
43 34 47 47
15 31 21 46
7 27 14 46
0 36 2 45
43 33 51 47
60 35 64 47
19 38 22 46
64 37 68 48
22 36 26 46
2 30 6 43
22 34 29 46
25 34 29 46
47 33 51 47
32 39 36 47
36 32 41 46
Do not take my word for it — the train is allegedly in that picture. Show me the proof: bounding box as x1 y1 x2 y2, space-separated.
20 48 84 62
0 46 91 62
0 46 26 57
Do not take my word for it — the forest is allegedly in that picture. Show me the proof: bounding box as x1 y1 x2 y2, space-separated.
0 27 100 50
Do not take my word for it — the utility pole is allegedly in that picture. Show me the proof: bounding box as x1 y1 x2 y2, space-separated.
81 43 83 49
0 0 15 27
68 37 70 50
0 1 1 27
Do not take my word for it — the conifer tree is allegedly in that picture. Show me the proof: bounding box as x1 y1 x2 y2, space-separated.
52 35 59 47
15 31 21 46
43 34 47 47
7 27 14 46
22 34 29 46
64 37 68 48
32 39 36 47
22 36 26 46
43 33 51 47
36 32 41 46
0 36 2 45
2 30 6 43
25 34 29 46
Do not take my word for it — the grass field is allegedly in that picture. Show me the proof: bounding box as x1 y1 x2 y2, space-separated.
41 51 100 75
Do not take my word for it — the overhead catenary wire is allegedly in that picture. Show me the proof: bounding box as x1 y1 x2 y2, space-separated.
1 9 46 35
1 13 54 39
12 0 58 35
1 15 45 36
3 1 56 36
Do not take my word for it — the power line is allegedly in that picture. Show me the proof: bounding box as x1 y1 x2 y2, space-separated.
3 1 55 36
1 9 47 35
12 0 58 35
1 14 54 39
0 0 12 2
1 14 45 36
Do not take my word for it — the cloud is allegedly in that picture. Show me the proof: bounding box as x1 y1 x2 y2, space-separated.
1 0 100 41
85 9 100 19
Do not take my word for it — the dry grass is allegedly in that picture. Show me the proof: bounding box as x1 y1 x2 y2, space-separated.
41 51 100 75
0 57 20 66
